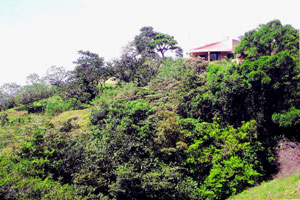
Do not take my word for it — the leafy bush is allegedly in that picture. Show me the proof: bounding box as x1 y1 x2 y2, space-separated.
91 82 136 104
181 119 263 199
15 84 53 106
0 153 80 199
113 55 159 87
90 99 154 139
272 107 300 127
158 58 188 80
59 117 80 132
23 95 84 116
42 96 84 116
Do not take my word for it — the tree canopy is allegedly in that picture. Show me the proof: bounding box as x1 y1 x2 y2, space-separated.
45 66 70 87
134 26 182 59
72 50 110 102
235 19 299 60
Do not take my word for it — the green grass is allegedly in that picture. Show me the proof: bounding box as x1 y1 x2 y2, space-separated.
92 82 136 104
0 109 51 153
50 109 90 135
0 83 138 153
228 172 300 200
0 107 91 153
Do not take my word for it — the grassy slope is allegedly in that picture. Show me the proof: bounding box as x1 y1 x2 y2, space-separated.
0 81 132 154
0 108 46 153
228 172 300 200
50 109 90 135
0 108 90 153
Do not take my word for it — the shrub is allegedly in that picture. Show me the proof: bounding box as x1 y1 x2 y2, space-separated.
182 119 263 199
90 99 154 137
15 84 53 106
42 96 83 116
272 107 300 128
158 58 188 80
23 95 84 116
113 56 159 87
0 154 80 200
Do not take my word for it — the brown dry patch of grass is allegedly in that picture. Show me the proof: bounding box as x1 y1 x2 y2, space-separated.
7 109 27 117
1 142 18 154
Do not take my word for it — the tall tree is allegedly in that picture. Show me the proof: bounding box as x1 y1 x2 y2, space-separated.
72 50 110 102
26 73 45 85
0 83 21 99
134 26 182 59
114 42 160 86
235 19 299 60
134 26 157 58
148 32 183 58
0 83 21 109
236 20 300 138
45 66 71 86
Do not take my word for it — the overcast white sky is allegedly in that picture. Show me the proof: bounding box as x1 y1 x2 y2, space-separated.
0 0 299 86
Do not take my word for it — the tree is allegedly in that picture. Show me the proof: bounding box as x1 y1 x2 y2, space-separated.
72 50 110 102
235 19 299 60
15 84 52 106
26 73 45 85
45 66 71 87
134 26 157 58
0 90 4 104
121 42 139 58
0 83 21 99
177 20 299 192
114 43 160 86
113 27 182 86
113 54 143 83
179 19 300 140
0 83 21 109
134 26 182 59
148 32 183 58
14 73 53 106
235 20 300 131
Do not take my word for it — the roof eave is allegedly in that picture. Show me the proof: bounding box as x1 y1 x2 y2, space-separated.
189 49 233 53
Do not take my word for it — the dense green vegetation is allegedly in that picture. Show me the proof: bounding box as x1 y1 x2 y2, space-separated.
0 20 299 199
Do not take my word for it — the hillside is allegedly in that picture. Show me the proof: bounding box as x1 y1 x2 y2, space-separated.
229 172 300 200
0 20 299 199
0 108 90 152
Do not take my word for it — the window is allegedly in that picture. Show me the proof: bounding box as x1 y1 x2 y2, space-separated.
210 52 220 61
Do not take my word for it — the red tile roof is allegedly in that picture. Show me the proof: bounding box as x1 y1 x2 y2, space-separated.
190 39 239 53
192 41 222 51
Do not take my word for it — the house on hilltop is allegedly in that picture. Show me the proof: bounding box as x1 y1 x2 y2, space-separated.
189 37 240 61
